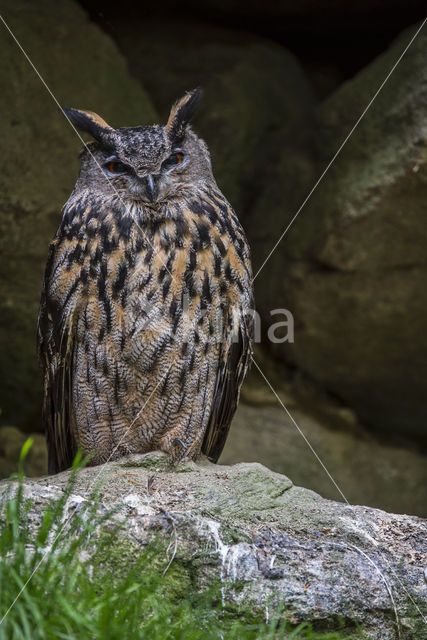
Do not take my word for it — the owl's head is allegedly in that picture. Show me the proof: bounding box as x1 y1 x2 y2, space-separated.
63 88 214 204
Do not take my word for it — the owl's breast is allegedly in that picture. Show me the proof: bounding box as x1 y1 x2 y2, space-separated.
47 192 251 369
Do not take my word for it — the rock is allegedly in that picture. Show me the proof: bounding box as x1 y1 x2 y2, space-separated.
83 1 425 38
0 425 47 478
253 23 427 443
1 453 425 639
220 403 427 518
113 21 315 217
162 0 422 26
0 0 157 433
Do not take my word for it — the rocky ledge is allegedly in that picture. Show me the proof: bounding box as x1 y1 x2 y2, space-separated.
1 453 426 639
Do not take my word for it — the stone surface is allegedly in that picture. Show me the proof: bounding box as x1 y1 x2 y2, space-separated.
1 453 425 639
252 24 427 442
145 1 422 23
220 403 427 518
0 425 47 478
82 0 426 36
0 0 156 432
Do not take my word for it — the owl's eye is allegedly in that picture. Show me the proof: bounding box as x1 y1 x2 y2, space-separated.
163 151 184 169
104 159 128 174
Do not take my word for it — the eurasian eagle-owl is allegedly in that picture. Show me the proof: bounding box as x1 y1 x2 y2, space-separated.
38 88 253 474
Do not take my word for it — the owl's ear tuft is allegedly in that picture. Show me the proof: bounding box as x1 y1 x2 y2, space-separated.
166 88 203 144
60 108 115 145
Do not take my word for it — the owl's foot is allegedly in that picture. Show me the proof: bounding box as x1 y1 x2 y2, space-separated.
170 436 199 463
173 437 187 451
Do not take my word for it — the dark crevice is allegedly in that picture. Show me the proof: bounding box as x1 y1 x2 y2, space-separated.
78 1 426 92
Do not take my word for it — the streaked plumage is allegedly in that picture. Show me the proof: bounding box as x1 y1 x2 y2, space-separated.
38 89 253 474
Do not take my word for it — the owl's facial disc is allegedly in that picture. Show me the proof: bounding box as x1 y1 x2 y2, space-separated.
101 154 154 202
66 90 209 204
101 147 190 204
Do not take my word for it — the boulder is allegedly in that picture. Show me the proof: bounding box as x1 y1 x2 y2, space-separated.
0 0 157 432
253 24 427 442
2 453 426 639
220 403 427 518
0 425 47 478
83 1 426 37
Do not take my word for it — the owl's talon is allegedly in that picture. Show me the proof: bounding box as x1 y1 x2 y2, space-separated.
173 438 186 450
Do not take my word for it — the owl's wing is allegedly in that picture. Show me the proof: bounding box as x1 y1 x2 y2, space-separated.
201 308 253 463
37 245 78 474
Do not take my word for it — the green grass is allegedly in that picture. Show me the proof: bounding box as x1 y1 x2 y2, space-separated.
0 442 357 640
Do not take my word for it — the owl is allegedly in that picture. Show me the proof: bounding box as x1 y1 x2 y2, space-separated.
38 88 253 474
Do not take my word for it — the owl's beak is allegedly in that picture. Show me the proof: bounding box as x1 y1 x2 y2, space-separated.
143 174 157 202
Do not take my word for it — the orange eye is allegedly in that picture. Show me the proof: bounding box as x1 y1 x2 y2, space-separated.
163 151 184 169
104 159 127 174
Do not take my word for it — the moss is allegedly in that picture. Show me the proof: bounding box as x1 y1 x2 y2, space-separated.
195 463 293 521
93 531 143 582
400 595 427 639
118 451 170 471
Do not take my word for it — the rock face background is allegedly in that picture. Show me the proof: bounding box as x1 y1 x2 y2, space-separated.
0 0 156 432
254 27 427 443
0 0 426 517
